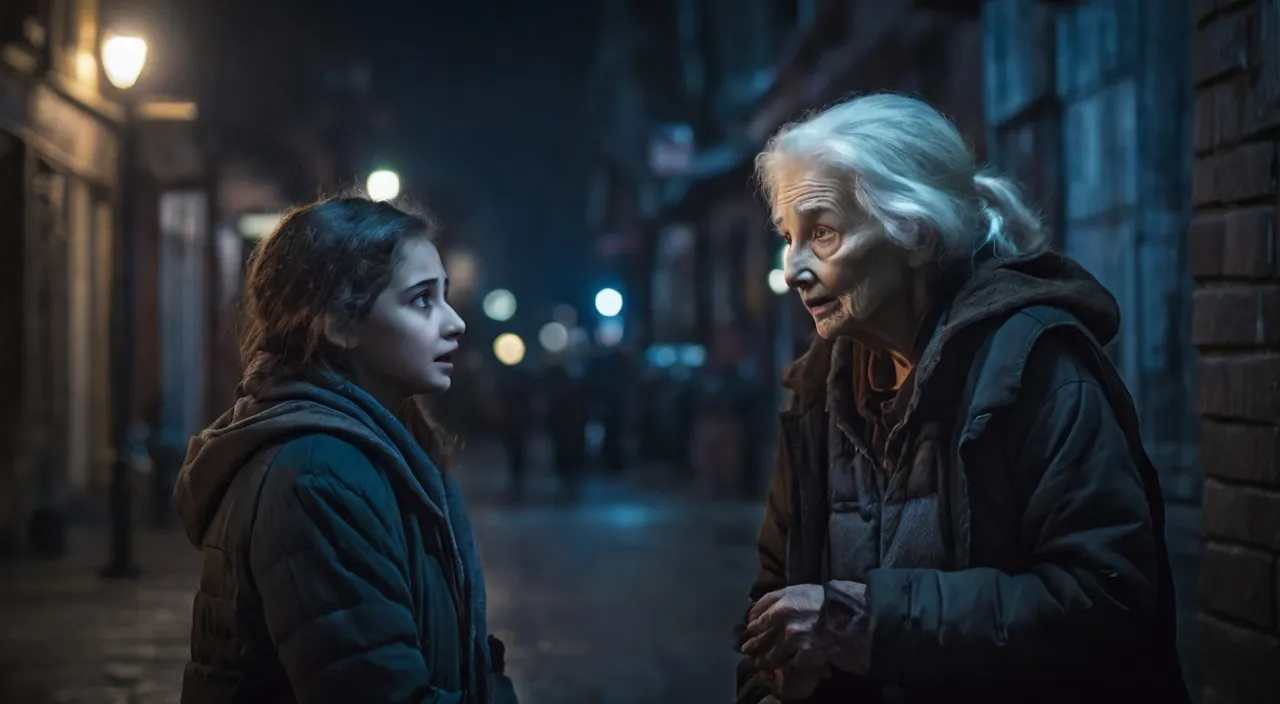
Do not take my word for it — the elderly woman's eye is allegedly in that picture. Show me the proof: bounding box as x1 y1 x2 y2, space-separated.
814 226 838 240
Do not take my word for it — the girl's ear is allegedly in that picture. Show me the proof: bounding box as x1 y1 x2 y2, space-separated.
322 315 358 350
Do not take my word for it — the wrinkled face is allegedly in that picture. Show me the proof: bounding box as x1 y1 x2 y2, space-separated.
773 161 917 340
342 237 466 403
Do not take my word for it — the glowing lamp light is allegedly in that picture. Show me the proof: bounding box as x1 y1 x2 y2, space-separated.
768 269 789 295
538 322 569 353
594 287 623 317
482 289 517 322
366 169 401 201
493 333 525 366
102 35 148 90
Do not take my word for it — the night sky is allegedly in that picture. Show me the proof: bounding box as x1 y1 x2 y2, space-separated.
120 0 603 312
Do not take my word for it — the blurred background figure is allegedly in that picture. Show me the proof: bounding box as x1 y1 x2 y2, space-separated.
542 361 589 499
494 363 535 500
585 345 631 475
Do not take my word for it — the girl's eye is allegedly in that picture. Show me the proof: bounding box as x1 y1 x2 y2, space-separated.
413 293 431 309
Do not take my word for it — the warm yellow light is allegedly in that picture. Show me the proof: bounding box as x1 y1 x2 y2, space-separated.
101 35 147 90
493 333 526 366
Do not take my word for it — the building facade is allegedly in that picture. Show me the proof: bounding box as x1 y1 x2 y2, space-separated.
0 0 126 553
984 0 1201 504
1190 0 1280 700
0 0 217 546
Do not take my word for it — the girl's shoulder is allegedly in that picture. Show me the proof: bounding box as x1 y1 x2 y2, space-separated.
263 433 398 509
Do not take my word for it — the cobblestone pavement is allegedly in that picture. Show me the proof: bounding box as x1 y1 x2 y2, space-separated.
0 441 1204 703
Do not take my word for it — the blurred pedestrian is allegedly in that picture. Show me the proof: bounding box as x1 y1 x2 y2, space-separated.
543 362 587 498
496 364 534 499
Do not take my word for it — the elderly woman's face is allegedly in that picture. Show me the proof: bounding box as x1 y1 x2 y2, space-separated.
772 162 913 340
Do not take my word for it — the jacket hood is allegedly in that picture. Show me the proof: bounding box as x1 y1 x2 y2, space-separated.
781 249 1121 409
172 367 448 548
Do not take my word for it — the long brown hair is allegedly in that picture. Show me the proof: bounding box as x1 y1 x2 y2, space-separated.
238 195 457 468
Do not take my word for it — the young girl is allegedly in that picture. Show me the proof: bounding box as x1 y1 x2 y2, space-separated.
173 196 516 703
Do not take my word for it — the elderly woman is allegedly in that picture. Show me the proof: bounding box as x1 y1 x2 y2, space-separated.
734 94 1189 703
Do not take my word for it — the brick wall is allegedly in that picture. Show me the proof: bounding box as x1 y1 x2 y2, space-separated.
1190 0 1280 702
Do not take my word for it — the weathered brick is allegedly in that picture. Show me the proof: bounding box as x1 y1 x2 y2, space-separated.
1200 613 1280 702
1240 0 1280 140
1195 84 1218 154
1195 0 1218 25
1222 142 1278 204
1203 479 1280 548
1196 353 1280 420
1193 155 1221 206
1189 213 1229 277
1201 542 1277 629
1192 285 1280 346
1195 4 1258 86
1201 419 1280 484
1196 77 1252 153
1216 76 1247 148
1190 143 1276 207
1219 207 1278 279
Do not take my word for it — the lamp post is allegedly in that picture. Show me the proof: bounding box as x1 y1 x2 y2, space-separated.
100 34 147 579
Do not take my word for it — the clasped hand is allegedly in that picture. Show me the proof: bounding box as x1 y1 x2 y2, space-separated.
738 584 836 700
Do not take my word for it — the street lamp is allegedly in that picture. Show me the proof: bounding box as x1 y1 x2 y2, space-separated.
367 169 401 201
100 32 148 579
102 35 148 90
594 287 623 317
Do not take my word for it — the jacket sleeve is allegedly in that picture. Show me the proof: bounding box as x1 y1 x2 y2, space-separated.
864 357 1161 685
736 440 794 704
250 448 463 704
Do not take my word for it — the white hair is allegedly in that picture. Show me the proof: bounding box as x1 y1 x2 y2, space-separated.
756 93 1050 261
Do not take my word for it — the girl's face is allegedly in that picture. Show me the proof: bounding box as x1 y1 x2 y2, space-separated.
338 238 466 407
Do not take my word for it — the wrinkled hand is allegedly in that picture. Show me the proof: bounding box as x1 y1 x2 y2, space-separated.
740 584 834 672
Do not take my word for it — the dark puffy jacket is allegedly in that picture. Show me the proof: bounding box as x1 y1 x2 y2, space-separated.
738 251 1190 703
173 371 517 704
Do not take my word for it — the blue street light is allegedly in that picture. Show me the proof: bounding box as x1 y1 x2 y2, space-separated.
594 287 623 317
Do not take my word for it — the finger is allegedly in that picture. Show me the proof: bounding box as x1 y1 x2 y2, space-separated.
759 641 799 673
742 604 780 641
748 590 785 621
757 630 800 671
741 623 784 659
